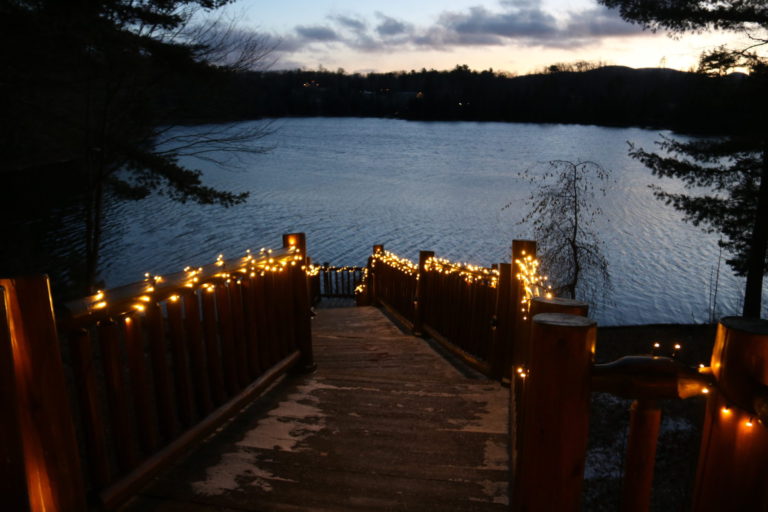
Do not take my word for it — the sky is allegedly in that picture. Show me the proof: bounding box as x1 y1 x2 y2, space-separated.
222 0 758 75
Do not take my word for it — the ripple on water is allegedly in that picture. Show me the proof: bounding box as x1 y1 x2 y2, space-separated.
101 118 767 325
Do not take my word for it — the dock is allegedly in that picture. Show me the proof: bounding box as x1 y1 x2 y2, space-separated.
3 235 767 512
122 307 510 511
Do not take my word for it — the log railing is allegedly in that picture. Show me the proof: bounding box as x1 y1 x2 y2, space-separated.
311 264 364 298
360 240 768 511
512 304 768 511
361 240 543 380
1 232 315 512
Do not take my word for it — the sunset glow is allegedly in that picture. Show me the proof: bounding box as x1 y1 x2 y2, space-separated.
230 0 758 74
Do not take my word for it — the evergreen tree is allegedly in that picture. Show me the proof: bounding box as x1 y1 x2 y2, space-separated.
600 0 768 317
0 0 271 294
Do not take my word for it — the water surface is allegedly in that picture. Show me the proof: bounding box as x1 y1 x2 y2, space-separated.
102 118 767 325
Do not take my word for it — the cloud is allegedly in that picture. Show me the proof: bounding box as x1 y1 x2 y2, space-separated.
564 7 645 38
331 14 367 33
440 4 558 40
295 25 340 42
279 1 650 57
375 13 411 37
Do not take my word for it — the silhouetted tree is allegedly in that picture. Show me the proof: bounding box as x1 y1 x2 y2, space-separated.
600 0 768 317
515 160 612 306
1 0 272 294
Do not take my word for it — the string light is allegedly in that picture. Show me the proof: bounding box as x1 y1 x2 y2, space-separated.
424 256 499 287
85 243 304 317
372 251 418 275
515 254 550 315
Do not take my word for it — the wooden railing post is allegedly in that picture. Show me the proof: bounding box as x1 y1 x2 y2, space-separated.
513 312 596 512
490 263 513 380
0 276 87 512
282 232 307 259
284 233 315 373
510 239 537 372
620 399 661 512
289 263 315 373
370 244 384 305
692 317 768 511
530 296 588 318
413 250 434 336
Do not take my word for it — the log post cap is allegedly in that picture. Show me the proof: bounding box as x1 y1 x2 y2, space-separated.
532 296 589 309
720 316 768 335
532 313 595 328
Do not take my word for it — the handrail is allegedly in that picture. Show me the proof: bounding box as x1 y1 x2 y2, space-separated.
592 355 715 400
364 241 538 380
361 241 768 511
63 246 302 326
1 233 314 512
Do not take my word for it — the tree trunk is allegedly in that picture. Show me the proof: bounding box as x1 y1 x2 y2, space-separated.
742 142 768 318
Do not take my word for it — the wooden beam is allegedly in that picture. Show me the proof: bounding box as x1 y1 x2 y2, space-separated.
0 276 87 512
100 350 301 510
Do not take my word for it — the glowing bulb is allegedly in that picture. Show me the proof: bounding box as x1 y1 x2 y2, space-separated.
701 387 710 394
721 406 731 415
746 419 754 427
95 290 105 301
132 304 146 312
169 294 180 302
93 300 107 310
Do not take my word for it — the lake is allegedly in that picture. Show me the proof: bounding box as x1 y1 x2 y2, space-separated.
101 117 767 325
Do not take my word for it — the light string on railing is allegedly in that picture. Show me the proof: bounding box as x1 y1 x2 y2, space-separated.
515 252 552 320
86 246 305 315
423 256 499 287
372 250 418 275
354 266 369 296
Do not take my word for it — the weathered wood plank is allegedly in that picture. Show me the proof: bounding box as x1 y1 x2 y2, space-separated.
121 306 509 512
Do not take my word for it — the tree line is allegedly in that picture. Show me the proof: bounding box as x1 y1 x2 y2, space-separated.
1 0 765 318
173 64 753 134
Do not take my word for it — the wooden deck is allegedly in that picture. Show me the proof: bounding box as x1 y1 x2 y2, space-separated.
120 306 510 511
